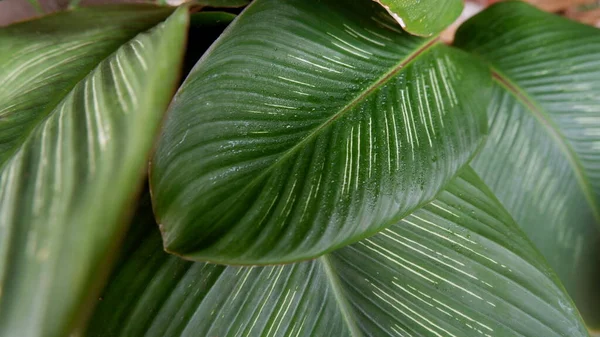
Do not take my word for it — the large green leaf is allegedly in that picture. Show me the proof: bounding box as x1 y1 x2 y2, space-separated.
0 6 188 337
373 0 463 37
454 2 600 328
150 0 491 265
89 168 588 337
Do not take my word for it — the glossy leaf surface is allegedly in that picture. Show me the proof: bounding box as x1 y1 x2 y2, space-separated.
0 7 188 337
151 0 491 265
0 5 172 166
373 0 463 37
90 168 588 337
454 2 600 327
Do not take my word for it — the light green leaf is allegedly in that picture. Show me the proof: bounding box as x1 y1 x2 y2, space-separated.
0 6 188 337
89 168 588 337
373 0 463 36
0 5 172 166
454 2 600 328
150 0 491 265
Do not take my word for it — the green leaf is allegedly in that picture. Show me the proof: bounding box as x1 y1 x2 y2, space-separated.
89 168 588 337
0 5 171 166
0 6 188 337
454 2 600 328
150 0 491 265
373 0 463 37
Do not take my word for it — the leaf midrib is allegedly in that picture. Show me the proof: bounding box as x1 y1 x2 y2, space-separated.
320 255 363 337
0 26 158 173
491 69 600 224
172 37 441 233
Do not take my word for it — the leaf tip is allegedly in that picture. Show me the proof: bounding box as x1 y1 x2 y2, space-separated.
372 0 406 28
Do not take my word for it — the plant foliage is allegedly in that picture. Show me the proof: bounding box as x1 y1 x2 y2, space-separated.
0 6 188 337
0 0 599 336
151 0 491 265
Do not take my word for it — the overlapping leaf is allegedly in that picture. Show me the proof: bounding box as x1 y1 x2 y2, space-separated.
89 168 588 337
454 2 600 327
0 7 188 337
0 5 172 165
373 0 463 36
150 0 491 265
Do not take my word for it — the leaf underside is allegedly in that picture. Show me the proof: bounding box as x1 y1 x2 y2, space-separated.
454 2 600 327
151 0 491 265
0 6 188 337
89 168 587 337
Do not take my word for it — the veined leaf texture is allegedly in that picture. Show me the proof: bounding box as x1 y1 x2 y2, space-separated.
0 6 188 337
150 0 491 265
89 169 588 337
455 2 600 327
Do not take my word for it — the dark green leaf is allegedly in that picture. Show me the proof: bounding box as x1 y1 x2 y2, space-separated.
373 0 463 37
0 6 189 337
89 168 588 337
454 2 600 328
150 0 491 265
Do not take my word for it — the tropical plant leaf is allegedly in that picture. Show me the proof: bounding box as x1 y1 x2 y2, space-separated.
454 2 600 328
150 0 491 265
89 168 588 337
0 5 172 166
373 0 463 37
0 6 189 337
